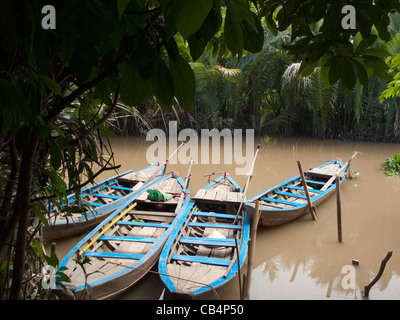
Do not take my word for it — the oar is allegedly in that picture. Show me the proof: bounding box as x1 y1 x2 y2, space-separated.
320 151 361 192
175 158 194 214
233 144 260 224
134 143 185 190
79 202 137 256
162 141 185 174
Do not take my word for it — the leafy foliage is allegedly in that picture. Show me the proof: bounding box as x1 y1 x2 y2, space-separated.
381 154 400 175
258 0 400 91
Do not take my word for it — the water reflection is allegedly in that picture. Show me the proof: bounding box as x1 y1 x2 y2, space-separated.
51 136 400 300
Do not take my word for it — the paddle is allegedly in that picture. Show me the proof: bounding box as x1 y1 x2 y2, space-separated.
320 151 361 192
233 144 260 224
175 158 194 214
79 202 137 256
162 141 185 175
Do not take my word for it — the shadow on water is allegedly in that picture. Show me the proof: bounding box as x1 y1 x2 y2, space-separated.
50 136 400 300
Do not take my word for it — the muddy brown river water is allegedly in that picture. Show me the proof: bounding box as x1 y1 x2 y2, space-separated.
48 136 400 300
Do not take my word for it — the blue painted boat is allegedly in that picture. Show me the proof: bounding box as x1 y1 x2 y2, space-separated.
159 172 250 300
245 158 352 226
43 162 166 239
56 171 191 300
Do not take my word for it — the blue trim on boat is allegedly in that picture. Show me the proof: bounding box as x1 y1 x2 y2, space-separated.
187 222 242 230
116 221 170 228
261 197 299 206
93 193 123 200
275 190 308 199
180 236 237 247
192 211 242 220
171 254 231 267
98 235 155 243
83 252 144 260
287 185 322 193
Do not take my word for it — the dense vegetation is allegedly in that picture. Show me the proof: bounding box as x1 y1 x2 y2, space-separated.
1 0 400 300
111 13 400 142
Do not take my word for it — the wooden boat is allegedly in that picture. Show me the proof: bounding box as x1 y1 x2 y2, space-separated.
245 158 351 226
43 162 165 239
159 173 250 300
56 170 191 300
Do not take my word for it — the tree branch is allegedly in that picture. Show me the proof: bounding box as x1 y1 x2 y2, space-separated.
59 87 120 149
364 250 393 298
44 72 108 123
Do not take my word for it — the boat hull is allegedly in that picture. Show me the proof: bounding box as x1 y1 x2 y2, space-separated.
245 185 337 226
56 173 189 300
44 163 164 239
245 160 346 226
159 174 250 300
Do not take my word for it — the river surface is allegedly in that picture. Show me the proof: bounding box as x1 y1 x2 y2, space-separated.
48 136 400 300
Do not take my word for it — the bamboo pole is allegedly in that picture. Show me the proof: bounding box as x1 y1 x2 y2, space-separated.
244 200 261 300
234 144 260 224
79 202 137 255
234 238 243 300
296 161 318 221
336 176 342 243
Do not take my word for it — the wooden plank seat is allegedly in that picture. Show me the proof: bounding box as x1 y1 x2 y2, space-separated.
85 201 103 207
130 210 177 217
275 190 309 199
98 235 156 243
193 189 245 204
305 179 328 186
171 254 231 267
116 221 170 228
83 251 144 260
93 193 123 200
187 222 242 230
287 185 322 193
111 186 132 191
308 163 342 178
180 236 236 247
261 197 299 206
192 211 242 220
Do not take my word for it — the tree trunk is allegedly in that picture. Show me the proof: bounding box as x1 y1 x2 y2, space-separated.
8 129 38 300
394 102 400 138
0 139 18 265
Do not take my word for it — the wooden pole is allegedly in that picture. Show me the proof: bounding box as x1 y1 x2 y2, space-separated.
336 176 342 243
296 161 317 221
234 238 243 300
51 242 57 255
234 144 260 224
364 251 393 297
244 200 261 300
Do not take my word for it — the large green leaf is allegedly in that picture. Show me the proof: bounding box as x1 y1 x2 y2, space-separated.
169 56 195 111
224 5 243 56
188 9 222 61
119 60 153 106
242 12 264 53
117 0 131 18
224 0 263 56
154 58 174 109
161 0 213 40
0 80 30 134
